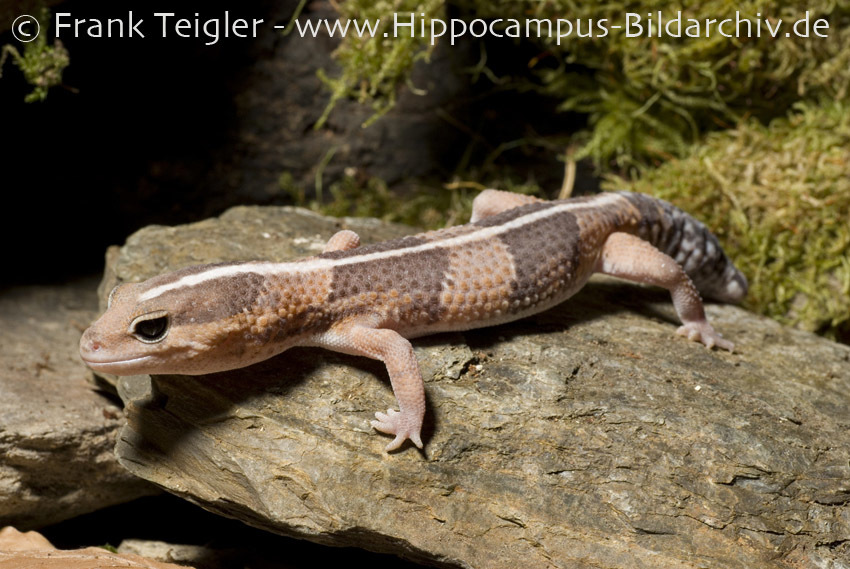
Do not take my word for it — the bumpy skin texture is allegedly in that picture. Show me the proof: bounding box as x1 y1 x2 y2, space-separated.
80 190 747 451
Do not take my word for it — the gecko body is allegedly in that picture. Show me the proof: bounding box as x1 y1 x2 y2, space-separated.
80 190 747 451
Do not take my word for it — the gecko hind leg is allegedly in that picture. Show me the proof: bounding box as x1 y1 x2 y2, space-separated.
470 189 544 222
597 232 734 351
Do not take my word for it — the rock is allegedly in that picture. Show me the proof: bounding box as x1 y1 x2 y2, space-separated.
0 526 194 568
0 279 157 529
117 540 215 567
0 526 53 550
102 206 850 568
115 533 425 569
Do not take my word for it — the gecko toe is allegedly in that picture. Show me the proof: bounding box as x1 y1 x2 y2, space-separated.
371 408 423 452
677 322 734 352
384 434 406 452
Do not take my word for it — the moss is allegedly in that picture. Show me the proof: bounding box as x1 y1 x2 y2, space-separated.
317 0 445 128
0 8 69 102
324 0 850 170
603 99 850 340
523 0 850 170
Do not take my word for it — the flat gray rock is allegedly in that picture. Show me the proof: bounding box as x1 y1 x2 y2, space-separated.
0 278 156 529
106 206 850 568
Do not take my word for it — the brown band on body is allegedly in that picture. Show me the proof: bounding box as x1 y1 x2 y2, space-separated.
497 209 582 308
156 272 266 326
328 246 452 324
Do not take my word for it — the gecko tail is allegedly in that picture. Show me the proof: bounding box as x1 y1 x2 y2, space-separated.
616 191 748 304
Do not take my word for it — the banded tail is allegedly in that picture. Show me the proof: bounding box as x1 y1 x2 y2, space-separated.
617 191 748 304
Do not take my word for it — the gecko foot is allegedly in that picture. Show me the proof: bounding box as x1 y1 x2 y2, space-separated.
677 321 734 352
371 408 424 452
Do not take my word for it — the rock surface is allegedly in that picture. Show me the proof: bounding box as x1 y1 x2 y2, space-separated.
117 540 214 567
103 206 850 569
0 279 156 529
0 526 193 568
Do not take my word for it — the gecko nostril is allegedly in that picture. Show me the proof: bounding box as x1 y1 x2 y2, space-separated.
90 341 101 351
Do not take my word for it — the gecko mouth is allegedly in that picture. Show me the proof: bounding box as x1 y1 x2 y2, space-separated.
80 354 155 374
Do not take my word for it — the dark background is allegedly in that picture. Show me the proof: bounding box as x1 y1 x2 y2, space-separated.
2 0 587 287
3 0 280 284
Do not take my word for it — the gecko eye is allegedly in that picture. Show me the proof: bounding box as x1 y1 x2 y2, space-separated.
130 313 170 343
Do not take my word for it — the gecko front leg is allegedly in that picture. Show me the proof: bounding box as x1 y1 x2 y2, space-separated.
323 230 361 253
316 319 426 452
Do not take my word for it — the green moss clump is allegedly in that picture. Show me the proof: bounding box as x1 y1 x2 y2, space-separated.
0 9 70 102
317 0 445 128
604 100 850 340
325 0 850 170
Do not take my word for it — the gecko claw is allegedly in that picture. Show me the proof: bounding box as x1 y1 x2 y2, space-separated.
371 408 424 451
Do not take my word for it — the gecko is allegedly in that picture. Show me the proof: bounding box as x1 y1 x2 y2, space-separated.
79 189 747 452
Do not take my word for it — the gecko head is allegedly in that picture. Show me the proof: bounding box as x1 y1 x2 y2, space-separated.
80 282 179 375
79 274 244 376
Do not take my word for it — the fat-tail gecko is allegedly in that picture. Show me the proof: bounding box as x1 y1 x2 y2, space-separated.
80 190 747 451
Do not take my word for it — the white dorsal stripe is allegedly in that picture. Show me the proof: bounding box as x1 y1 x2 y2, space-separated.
137 193 624 303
